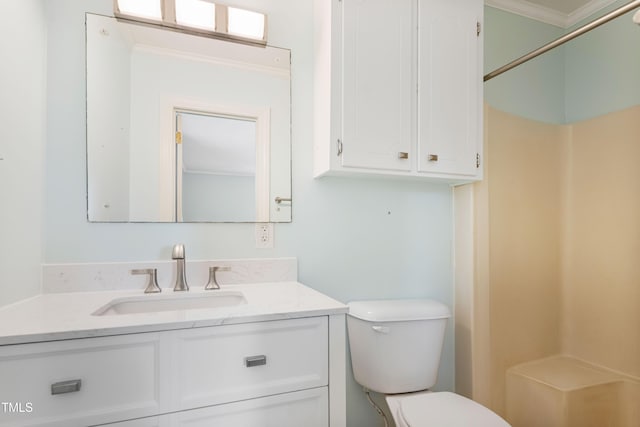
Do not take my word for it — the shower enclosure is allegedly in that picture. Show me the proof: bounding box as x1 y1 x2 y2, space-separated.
455 1 640 426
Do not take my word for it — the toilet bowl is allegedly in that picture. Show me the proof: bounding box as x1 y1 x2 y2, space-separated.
347 299 510 427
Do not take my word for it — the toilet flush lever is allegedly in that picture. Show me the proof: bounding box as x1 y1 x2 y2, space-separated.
371 325 390 334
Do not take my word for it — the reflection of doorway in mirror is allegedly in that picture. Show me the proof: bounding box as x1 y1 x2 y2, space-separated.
173 108 270 222
86 13 290 222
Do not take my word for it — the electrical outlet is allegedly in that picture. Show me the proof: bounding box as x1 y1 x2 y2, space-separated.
255 223 274 248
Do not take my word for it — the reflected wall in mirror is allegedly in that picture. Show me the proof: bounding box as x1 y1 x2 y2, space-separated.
86 13 291 222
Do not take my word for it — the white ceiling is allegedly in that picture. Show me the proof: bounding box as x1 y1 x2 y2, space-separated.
486 0 621 27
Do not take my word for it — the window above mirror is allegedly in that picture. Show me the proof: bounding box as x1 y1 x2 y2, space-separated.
115 0 267 45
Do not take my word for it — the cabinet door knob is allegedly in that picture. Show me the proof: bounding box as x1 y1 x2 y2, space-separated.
398 152 409 159
428 154 439 162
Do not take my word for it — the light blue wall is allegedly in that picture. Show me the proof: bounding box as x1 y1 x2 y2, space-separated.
484 7 566 124
42 1 455 426
182 173 255 222
485 2 640 124
0 0 47 306
564 0 640 123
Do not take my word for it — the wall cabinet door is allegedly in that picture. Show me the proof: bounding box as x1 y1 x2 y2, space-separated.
341 0 414 172
314 0 483 182
417 0 482 176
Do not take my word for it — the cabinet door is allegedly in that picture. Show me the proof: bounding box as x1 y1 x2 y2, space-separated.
341 0 414 171
167 388 328 427
417 0 482 176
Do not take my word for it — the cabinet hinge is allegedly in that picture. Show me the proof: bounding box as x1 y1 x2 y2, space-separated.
477 22 481 37
337 139 343 156
175 131 183 145
476 153 481 168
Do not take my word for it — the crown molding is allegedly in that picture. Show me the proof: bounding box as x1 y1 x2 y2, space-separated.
486 0 618 28
486 0 568 27
567 0 620 27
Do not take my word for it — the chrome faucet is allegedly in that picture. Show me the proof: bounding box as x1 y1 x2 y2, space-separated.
172 244 189 291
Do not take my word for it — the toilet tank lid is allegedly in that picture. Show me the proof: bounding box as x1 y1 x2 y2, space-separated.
348 299 451 322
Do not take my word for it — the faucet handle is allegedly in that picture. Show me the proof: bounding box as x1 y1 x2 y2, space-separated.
205 266 231 290
131 269 162 294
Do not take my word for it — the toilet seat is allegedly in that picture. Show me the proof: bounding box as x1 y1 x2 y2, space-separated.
395 392 510 427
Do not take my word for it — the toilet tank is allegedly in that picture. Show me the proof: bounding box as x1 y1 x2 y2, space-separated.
347 299 451 394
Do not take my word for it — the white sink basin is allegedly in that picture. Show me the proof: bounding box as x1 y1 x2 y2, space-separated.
92 291 247 316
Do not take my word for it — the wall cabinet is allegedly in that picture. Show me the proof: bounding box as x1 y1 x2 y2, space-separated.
314 0 484 182
0 317 338 427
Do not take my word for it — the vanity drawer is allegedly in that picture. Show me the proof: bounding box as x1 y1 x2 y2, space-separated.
170 316 328 410
0 334 164 427
100 388 328 427
168 387 328 427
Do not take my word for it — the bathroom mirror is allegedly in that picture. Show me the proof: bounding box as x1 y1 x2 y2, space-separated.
86 13 291 222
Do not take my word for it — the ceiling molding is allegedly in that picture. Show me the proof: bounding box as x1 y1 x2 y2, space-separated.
485 0 619 28
486 0 568 27
566 0 620 27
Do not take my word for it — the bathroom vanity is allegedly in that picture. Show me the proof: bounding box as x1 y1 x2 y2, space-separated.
0 260 347 427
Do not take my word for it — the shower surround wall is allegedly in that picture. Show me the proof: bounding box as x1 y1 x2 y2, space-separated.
474 105 640 426
562 106 640 377
469 3 640 425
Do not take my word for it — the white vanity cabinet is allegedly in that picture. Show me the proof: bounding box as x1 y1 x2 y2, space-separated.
314 0 483 182
0 316 340 427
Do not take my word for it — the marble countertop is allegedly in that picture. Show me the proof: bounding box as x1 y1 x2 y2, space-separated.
0 282 348 346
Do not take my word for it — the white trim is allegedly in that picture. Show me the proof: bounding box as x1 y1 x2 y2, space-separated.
175 112 183 222
328 314 347 427
567 0 621 26
164 98 271 223
253 108 271 223
132 44 290 78
485 0 619 28
486 0 568 27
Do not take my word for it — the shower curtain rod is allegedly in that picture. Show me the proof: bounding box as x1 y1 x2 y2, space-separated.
484 0 640 82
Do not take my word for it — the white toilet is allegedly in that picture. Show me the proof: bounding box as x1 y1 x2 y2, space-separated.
347 299 510 427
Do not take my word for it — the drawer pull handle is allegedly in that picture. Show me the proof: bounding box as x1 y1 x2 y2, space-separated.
51 379 82 395
428 154 439 162
398 152 409 159
245 355 267 368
